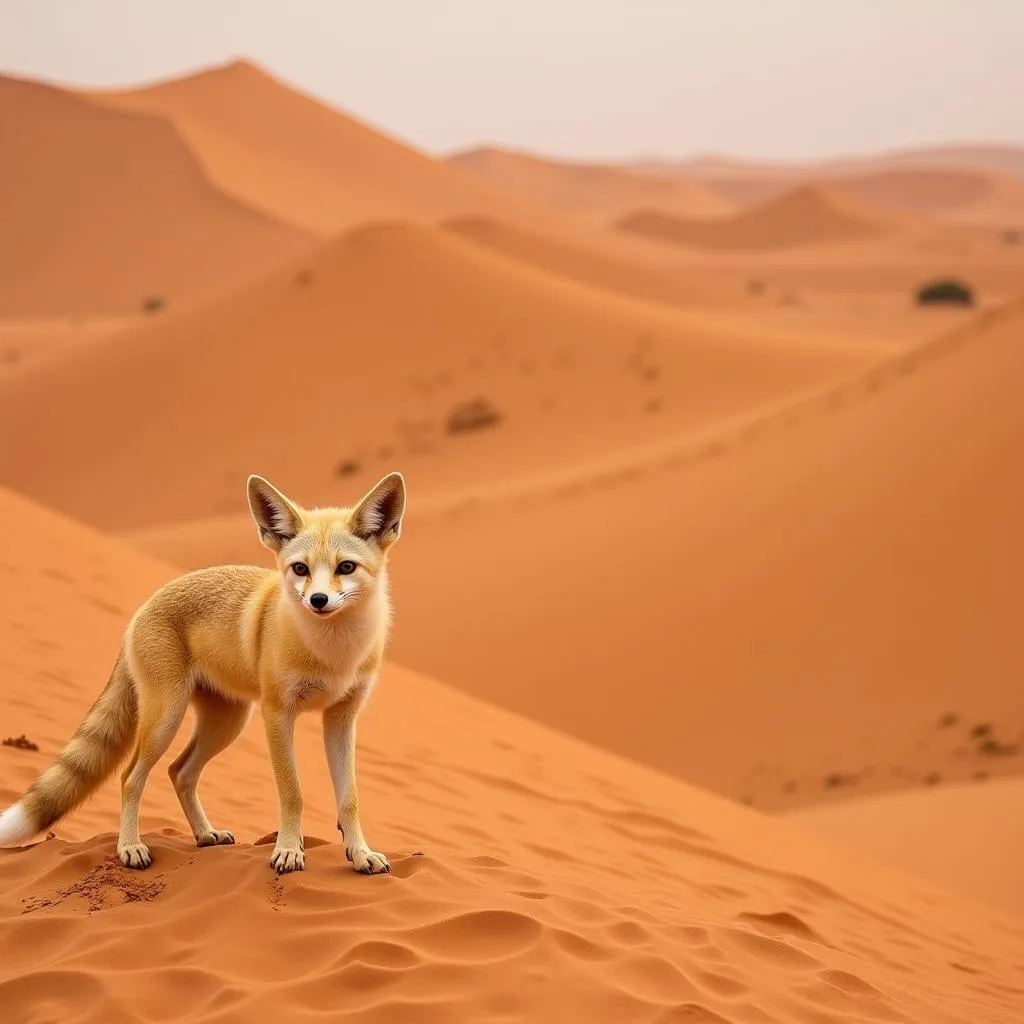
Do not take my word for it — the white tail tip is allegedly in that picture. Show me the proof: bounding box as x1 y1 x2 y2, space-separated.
0 802 34 846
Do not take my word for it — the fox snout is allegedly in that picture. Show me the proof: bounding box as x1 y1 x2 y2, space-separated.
309 592 329 612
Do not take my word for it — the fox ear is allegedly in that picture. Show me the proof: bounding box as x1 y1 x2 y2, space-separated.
351 472 406 549
247 475 303 552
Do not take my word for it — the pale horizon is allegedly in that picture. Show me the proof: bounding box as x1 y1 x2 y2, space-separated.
2 0 1022 164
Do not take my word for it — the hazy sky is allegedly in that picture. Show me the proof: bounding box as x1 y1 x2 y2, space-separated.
2 1 1022 162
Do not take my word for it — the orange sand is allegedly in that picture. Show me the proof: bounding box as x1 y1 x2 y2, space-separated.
0 221 878 531
787 778 1024 918
0 73 314 316
2 488 1023 1023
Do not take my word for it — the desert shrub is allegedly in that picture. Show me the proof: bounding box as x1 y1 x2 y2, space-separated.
142 295 166 314
1004 228 1021 245
335 459 360 476
915 279 973 307
446 398 501 434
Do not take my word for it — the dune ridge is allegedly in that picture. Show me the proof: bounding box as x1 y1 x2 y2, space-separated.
448 145 735 220
0 219 877 531
0 72 315 316
615 184 912 251
2 487 1023 1023
86 61 570 235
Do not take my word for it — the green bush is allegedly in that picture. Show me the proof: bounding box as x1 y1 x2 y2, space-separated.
915 279 974 307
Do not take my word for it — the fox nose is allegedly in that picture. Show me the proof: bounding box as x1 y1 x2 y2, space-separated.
309 592 329 610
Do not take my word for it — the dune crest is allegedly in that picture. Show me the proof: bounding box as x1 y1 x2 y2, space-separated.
615 184 911 251
0 73 314 316
449 145 735 220
86 61 554 235
1 487 1023 1023
0 220 877 531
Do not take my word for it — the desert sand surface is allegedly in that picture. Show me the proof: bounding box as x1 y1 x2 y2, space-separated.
2 487 1023 1024
787 777 1024 918
1 46 1023 1023
0 220 880 531
120 299 1024 816
448 145 736 221
0 73 315 316
0 317 133 379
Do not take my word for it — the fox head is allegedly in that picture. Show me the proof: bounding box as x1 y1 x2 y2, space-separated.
246 472 406 620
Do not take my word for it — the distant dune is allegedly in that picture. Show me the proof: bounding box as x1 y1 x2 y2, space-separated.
2 487 1023 1024
86 61 553 234
614 184 906 251
448 145 735 221
0 221 877 530
0 73 315 316
634 142 1024 182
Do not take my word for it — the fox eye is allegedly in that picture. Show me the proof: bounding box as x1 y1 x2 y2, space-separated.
337 560 357 576
291 562 310 577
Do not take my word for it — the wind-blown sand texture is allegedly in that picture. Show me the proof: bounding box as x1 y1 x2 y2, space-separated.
1 488 1023 1024
0 74 314 316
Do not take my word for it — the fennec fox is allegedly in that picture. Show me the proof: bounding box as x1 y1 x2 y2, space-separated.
0 472 406 875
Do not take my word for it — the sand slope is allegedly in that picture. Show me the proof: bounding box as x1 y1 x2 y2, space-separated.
87 61 552 235
0 73 315 316
0 221 877 531
1 487 1023 1023
615 185 905 251
787 777 1024 918
339 300 1022 809
449 145 735 221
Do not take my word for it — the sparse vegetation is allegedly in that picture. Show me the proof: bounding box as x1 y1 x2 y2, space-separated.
446 398 502 434
294 269 314 286
1004 228 1022 245
141 295 166 314
335 459 360 476
915 278 974 307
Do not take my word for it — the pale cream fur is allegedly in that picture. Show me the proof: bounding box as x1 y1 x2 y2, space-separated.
0 472 406 875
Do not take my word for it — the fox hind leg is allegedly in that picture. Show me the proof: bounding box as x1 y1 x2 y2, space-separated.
169 687 251 848
118 684 190 869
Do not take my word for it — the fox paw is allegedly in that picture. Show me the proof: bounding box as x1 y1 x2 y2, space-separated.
196 829 235 848
347 844 390 875
118 842 152 870
270 844 305 874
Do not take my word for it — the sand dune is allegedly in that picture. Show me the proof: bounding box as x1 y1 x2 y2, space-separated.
121 300 1024 817
448 145 735 221
615 185 907 251
2 487 1023 1023
338 300 1022 808
86 61 553 235
0 220 877 531
0 73 315 316
787 777 1024 918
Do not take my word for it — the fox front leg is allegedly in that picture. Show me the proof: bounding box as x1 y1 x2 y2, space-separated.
262 700 306 873
323 692 390 875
